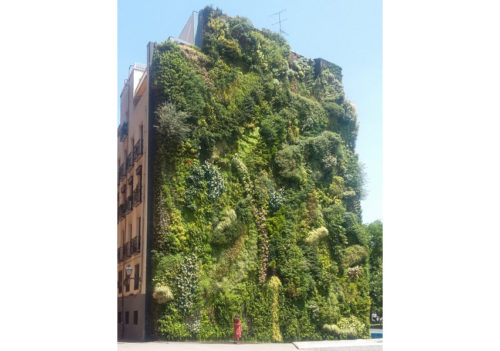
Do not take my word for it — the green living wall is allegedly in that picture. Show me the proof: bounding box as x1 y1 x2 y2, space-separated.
149 7 378 341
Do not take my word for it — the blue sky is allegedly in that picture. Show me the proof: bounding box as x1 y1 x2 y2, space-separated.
118 0 382 224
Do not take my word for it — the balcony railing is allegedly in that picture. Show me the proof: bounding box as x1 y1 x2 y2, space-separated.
133 139 143 162
118 203 127 220
131 235 141 254
127 196 133 212
118 163 126 181
118 122 128 141
126 152 133 172
123 242 131 258
133 185 142 207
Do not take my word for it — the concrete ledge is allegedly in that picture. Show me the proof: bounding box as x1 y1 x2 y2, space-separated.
293 339 383 351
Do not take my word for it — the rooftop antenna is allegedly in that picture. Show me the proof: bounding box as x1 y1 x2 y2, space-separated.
271 9 288 36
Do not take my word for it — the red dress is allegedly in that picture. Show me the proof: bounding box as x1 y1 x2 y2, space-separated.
234 320 242 340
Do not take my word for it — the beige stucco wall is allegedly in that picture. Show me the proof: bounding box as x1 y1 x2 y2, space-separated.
118 67 149 300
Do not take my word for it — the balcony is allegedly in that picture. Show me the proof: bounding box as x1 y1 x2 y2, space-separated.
118 163 126 181
133 185 142 207
124 241 131 258
131 235 141 254
133 138 143 162
126 152 133 172
127 195 133 213
118 203 127 220
118 122 128 141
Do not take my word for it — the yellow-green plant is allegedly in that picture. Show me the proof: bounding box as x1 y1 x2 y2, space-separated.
305 226 329 245
153 284 174 304
268 276 282 342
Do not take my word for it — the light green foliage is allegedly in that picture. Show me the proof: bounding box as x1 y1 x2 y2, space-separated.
305 227 329 245
268 276 283 342
212 208 238 245
342 245 368 268
150 6 373 342
153 285 174 304
323 315 366 339
275 144 305 182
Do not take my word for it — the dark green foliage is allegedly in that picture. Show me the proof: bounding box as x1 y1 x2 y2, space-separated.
367 221 383 317
150 6 375 342
150 42 209 118
275 144 305 182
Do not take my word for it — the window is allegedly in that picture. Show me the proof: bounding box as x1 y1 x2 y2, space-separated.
118 312 122 324
133 311 138 325
125 311 129 324
118 270 122 293
125 277 130 292
134 264 139 290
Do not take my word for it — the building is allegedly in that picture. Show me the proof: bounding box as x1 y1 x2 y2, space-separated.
117 12 201 341
117 61 150 341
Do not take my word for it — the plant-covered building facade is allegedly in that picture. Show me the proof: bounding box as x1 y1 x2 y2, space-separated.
118 7 381 342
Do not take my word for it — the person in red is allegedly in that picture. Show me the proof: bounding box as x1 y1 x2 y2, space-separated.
233 315 242 343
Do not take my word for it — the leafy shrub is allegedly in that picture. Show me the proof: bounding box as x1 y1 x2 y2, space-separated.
305 227 329 245
174 255 199 316
342 245 368 268
343 212 368 246
268 276 283 342
322 316 366 339
347 266 362 280
150 41 208 118
203 162 225 201
268 187 285 212
153 284 174 304
302 131 344 173
260 113 287 147
155 102 190 150
212 209 238 245
275 144 305 182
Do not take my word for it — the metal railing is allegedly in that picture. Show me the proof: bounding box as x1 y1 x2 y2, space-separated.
133 185 142 207
118 122 128 141
126 152 133 171
127 196 133 212
131 235 141 254
130 62 147 72
124 241 131 258
118 203 127 220
133 139 143 162
118 163 126 180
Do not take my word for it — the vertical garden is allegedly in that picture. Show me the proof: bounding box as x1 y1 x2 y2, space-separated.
149 6 381 341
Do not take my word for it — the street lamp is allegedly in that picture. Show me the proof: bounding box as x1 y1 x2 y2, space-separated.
125 264 133 278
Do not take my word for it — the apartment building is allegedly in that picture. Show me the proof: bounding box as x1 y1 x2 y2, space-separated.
117 11 201 341
117 61 151 341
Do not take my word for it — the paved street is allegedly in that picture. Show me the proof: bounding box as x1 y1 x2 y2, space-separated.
118 339 383 351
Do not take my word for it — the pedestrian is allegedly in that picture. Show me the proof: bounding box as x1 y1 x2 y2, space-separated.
233 315 242 344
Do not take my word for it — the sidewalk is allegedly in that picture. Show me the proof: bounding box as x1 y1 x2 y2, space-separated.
118 339 383 351
118 342 296 350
